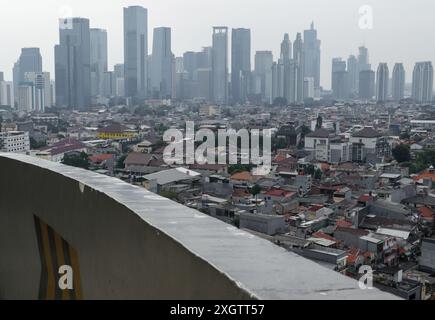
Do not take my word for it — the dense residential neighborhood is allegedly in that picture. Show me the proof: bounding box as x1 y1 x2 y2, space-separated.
2 99 435 299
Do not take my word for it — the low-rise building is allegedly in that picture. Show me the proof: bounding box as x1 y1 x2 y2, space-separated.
0 131 30 153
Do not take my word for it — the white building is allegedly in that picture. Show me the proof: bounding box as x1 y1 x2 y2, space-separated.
304 128 334 162
305 128 351 164
304 77 315 99
0 81 14 107
24 72 51 112
349 127 383 162
0 131 30 153
17 85 33 112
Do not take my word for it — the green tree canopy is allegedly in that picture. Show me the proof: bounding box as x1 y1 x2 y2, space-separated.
392 144 411 163
62 152 90 170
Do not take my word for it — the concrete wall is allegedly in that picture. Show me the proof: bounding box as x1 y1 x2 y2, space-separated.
0 154 399 300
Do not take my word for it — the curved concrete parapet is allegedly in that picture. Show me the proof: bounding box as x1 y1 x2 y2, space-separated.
0 153 399 300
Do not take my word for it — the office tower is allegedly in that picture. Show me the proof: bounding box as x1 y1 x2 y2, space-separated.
0 81 14 107
280 34 292 63
197 47 212 69
150 27 173 99
124 6 148 100
359 70 375 100
212 27 228 105
114 64 125 79
197 68 212 101
90 28 108 98
13 48 43 100
254 51 273 104
100 71 114 97
183 52 197 80
347 55 358 96
304 77 315 99
279 34 294 103
17 84 33 112
272 61 285 101
392 63 405 101
55 17 91 109
358 46 370 71
331 58 348 99
231 28 251 104
412 62 434 103
24 71 51 112
303 22 321 97
175 57 184 74
357 46 370 94
113 64 125 97
293 33 305 103
50 80 56 107
376 63 389 102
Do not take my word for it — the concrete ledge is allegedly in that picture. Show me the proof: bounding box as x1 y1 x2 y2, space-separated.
0 153 399 300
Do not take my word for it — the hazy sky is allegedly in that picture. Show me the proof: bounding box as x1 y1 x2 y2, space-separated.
0 0 433 89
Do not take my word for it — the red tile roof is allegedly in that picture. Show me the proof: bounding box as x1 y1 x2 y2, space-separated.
231 171 254 182
89 154 114 164
414 171 435 182
312 232 335 241
336 220 353 228
264 189 295 198
358 195 373 202
419 207 435 218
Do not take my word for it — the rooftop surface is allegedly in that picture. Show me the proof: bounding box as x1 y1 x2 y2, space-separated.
0 153 400 300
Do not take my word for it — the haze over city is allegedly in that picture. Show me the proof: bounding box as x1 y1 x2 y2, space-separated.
0 0 434 88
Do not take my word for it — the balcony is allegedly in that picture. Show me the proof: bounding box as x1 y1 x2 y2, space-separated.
0 153 398 300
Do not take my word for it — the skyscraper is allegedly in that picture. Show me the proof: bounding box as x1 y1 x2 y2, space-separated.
90 28 108 98
303 22 321 97
376 63 389 102
358 46 371 71
347 55 358 97
212 27 228 105
24 71 51 112
150 27 173 99
124 6 148 100
359 70 375 100
183 51 197 81
13 48 43 101
392 63 405 102
331 58 348 100
55 18 91 109
356 46 371 95
280 34 292 63
0 80 14 108
231 28 251 104
272 61 285 101
254 51 273 103
293 33 305 103
412 62 434 104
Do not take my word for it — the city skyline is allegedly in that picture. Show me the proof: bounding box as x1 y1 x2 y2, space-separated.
0 0 434 89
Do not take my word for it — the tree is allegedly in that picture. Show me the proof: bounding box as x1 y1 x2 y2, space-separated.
305 164 316 176
116 154 127 169
228 164 253 175
408 149 435 174
400 132 410 140
250 184 262 197
250 184 262 212
62 152 90 170
314 169 323 180
30 137 47 149
316 115 323 129
392 144 411 163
